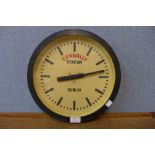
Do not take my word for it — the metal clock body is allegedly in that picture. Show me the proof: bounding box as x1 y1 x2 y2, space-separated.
27 29 121 123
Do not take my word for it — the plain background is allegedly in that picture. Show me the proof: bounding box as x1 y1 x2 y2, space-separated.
0 26 155 112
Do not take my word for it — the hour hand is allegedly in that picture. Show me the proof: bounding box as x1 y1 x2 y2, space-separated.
57 73 84 81
57 69 105 82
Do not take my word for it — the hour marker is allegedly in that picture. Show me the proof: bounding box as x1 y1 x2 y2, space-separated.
95 88 104 95
57 46 63 55
57 97 63 105
45 88 54 94
99 76 109 78
87 47 93 56
73 42 76 52
73 100 76 110
96 59 105 65
85 97 91 106
45 58 54 65
41 75 50 78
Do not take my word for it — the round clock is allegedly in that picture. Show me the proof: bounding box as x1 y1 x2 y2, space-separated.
27 29 121 123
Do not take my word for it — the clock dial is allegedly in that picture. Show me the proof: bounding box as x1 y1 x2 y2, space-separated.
28 29 121 123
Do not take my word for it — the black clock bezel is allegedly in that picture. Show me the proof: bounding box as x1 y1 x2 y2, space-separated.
27 29 121 123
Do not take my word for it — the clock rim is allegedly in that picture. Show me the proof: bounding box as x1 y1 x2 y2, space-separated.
27 29 121 123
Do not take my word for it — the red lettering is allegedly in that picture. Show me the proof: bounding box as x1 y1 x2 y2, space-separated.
62 53 88 62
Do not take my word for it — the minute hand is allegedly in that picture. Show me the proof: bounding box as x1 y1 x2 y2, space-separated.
57 69 105 82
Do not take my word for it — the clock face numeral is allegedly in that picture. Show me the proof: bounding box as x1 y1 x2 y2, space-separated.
85 97 92 106
45 88 54 94
57 97 63 105
57 46 63 55
96 59 105 65
99 76 109 78
87 46 93 56
30 31 120 122
73 42 76 52
45 58 54 65
95 88 104 95
73 100 76 110
41 75 50 78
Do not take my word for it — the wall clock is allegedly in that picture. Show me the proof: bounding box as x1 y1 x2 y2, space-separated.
27 29 121 123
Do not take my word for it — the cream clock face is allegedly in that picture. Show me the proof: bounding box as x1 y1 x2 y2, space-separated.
27 29 121 123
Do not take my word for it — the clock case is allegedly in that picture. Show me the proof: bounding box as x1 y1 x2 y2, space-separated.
27 29 121 123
